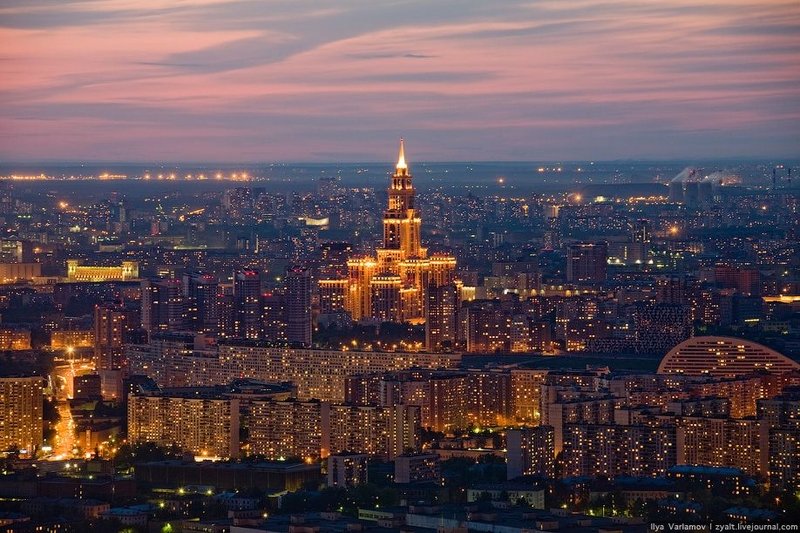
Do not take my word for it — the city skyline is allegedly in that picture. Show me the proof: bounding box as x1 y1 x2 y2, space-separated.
2 0 799 162
1 2 800 530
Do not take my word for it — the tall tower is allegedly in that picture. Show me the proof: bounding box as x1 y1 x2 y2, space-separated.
234 269 262 339
382 138 422 259
94 303 134 370
141 279 185 335
285 265 312 345
338 139 457 324
566 242 608 284
183 272 220 335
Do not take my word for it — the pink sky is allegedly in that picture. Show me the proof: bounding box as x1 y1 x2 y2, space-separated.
1 0 799 161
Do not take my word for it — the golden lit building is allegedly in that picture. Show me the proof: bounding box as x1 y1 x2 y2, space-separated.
66 259 139 282
0 329 32 351
126 334 461 403
328 404 419 460
247 399 327 460
510 369 548 425
338 140 457 323
676 417 766 477
318 278 349 314
658 336 800 377
127 393 240 458
245 400 419 460
0 376 43 455
50 330 94 349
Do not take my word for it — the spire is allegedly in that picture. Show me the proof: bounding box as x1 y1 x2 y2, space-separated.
396 137 407 171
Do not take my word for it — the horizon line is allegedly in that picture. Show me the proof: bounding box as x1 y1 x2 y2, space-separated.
2 155 799 167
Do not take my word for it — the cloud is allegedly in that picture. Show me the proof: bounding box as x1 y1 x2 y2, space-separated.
0 0 798 161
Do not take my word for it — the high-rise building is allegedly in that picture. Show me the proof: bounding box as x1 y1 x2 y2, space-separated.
248 399 327 460
0 376 43 455
465 301 511 353
510 369 548 425
262 292 287 342
656 276 687 305
94 303 134 370
318 279 348 315
246 399 419 460
394 453 440 484
234 269 262 339
126 334 461 403
566 242 608 284
676 417 766 477
767 427 800 491
141 278 185 335
323 140 456 323
370 275 402 322
183 272 219 335
562 424 676 478
128 393 240 458
328 404 420 460
344 370 468 432
328 453 369 487
218 293 236 339
285 266 312 345
425 282 458 352
466 370 513 427
506 426 555 480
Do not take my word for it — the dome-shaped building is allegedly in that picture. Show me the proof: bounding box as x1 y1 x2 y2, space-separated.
657 336 800 377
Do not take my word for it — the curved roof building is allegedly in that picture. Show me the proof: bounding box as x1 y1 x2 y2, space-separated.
657 336 800 377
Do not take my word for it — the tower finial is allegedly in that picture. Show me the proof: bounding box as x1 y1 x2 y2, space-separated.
396 137 407 171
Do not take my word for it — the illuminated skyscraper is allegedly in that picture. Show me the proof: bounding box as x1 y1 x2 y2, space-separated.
262 291 287 342
506 426 555 480
0 376 43 455
285 265 312 345
94 303 134 370
338 140 457 323
234 269 262 339
425 282 458 352
566 242 608 284
183 272 219 335
141 278 185 335
128 392 240 459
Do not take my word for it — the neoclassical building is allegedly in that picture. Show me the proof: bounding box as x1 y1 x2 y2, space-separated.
328 140 457 323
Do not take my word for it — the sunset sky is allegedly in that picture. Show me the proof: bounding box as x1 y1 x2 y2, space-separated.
1 0 798 162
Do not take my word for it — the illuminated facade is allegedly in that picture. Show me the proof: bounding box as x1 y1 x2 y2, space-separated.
328 404 419 460
658 336 800 377
676 417 765 477
126 334 461 403
50 330 93 349
0 328 32 350
337 140 457 323
318 278 349 314
506 426 555 479
510 369 548 425
0 376 43 455
128 393 240 458
94 303 133 370
247 399 327 460
562 423 676 478
246 400 419 460
66 259 139 282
